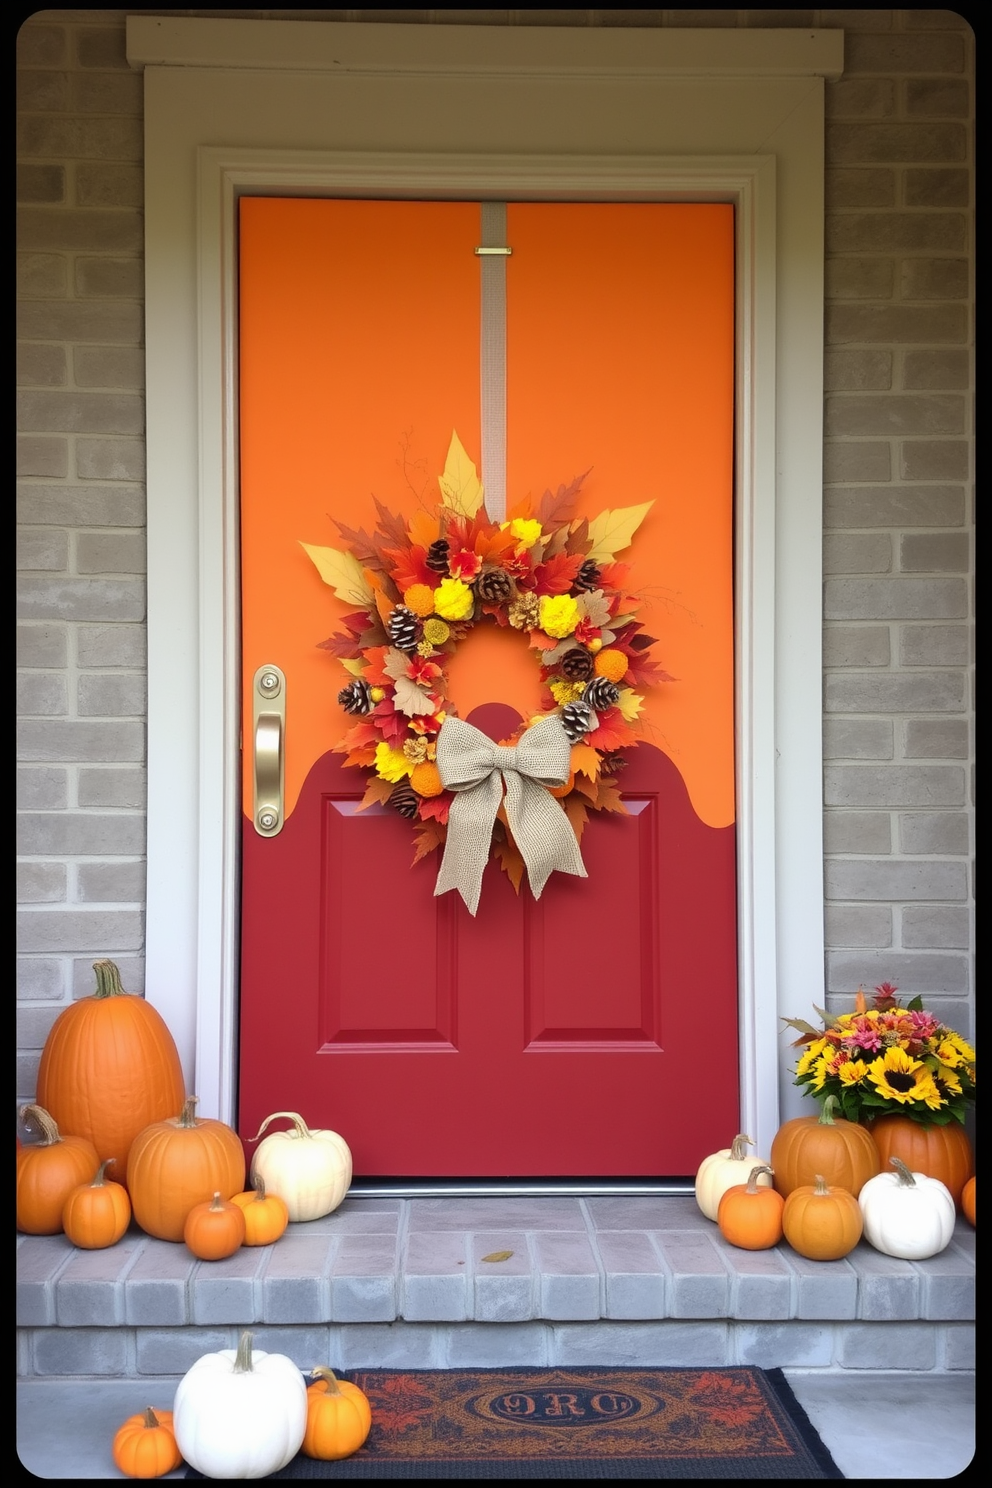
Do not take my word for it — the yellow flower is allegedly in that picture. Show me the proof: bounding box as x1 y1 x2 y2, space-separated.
539 594 580 638
549 678 587 705
374 742 411 783
836 1059 869 1086
809 1055 831 1092
433 577 474 621
501 517 544 550
867 1047 942 1108
422 618 450 645
795 1039 828 1079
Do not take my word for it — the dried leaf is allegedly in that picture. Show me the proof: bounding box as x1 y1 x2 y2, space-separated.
407 508 441 549
616 689 644 722
382 545 435 593
300 543 375 606
356 777 396 812
383 647 415 682
392 673 438 717
365 568 399 627
340 657 367 679
537 471 590 528
411 819 447 863
332 519 384 569
534 551 584 596
563 793 589 843
593 777 630 814
570 742 601 780
372 497 411 551
575 588 613 629
585 714 637 752
585 502 654 563
438 430 485 517
492 834 526 894
480 1250 514 1263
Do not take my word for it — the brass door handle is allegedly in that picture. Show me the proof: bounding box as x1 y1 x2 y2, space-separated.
252 664 286 835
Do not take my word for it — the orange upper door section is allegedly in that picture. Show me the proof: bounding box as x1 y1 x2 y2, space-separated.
240 199 734 829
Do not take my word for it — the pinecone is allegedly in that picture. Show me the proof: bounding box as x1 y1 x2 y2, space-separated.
584 676 621 712
560 646 594 682
389 782 419 819
572 558 602 594
601 750 628 775
337 678 374 716
425 538 450 574
561 700 596 743
387 604 420 652
476 566 514 605
508 594 540 630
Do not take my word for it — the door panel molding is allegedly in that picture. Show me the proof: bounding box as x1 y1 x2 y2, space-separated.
136 20 834 1159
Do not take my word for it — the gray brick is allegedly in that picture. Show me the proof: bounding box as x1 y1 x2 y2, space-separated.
902 349 970 389
900 441 969 481
825 167 896 207
75 23 129 67
653 1233 729 1319
402 1232 469 1321
18 389 144 437
69 70 144 118
76 531 146 574
16 67 70 113
17 624 67 669
470 1233 535 1324
445 1322 550 1367
823 626 890 668
902 906 970 949
17 116 143 164
17 436 68 478
16 163 66 205
824 485 964 529
17 673 67 716
335 1322 441 1371
717 1243 793 1321
736 1321 836 1368
191 1245 267 1325
135 1328 234 1376
824 350 892 391
17 342 66 386
844 32 966 75
73 345 145 390
827 254 898 305
828 123 966 164
823 718 893 759
17 812 145 856
899 811 970 854
17 482 145 527
827 214 965 254
822 810 891 854
824 578 967 621
16 957 65 1000
17 1052 41 1101
16 21 68 66
56 1233 146 1326
261 1234 335 1323
75 438 145 481
77 860 146 903
553 1321 731 1368
330 1236 398 1323
826 302 967 343
74 257 144 298
17 298 143 344
17 766 68 810
904 718 969 757
17 576 145 622
78 766 147 808
825 672 965 713
825 860 968 902
16 1235 74 1327
825 78 896 120
822 443 891 484
826 394 964 437
900 625 970 667
17 718 144 764
824 905 893 947
824 765 965 809
17 252 68 298
914 1250 974 1322
943 1324 976 1370
852 1247 921 1321
533 1233 601 1320
823 534 892 574
901 258 970 301
77 674 147 716
17 862 67 904
77 623 145 668
32 1325 129 1376
16 205 143 254
904 79 971 117
595 1233 667 1321
18 1003 67 1049
75 162 143 208
904 167 970 207
17 528 68 571
125 1237 199 1327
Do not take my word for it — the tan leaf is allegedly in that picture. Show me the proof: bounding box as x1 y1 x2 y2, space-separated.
357 777 396 812
299 542 375 606
480 1250 514 1263
383 647 414 682
584 502 654 563
392 673 437 717
574 588 613 628
438 430 485 517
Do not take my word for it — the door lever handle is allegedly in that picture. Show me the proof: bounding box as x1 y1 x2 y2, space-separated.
252 664 286 836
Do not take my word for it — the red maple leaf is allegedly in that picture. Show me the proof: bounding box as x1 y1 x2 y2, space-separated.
382 545 436 593
533 551 584 596
585 711 637 752
418 793 451 825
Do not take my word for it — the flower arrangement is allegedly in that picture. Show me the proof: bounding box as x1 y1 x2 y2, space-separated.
784 983 976 1129
302 431 670 891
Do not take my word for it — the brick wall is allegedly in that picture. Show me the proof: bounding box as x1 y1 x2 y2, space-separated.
16 10 975 1101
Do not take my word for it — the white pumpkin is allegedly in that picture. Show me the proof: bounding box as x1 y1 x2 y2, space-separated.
858 1156 956 1260
173 1330 307 1479
694 1133 772 1221
248 1110 352 1222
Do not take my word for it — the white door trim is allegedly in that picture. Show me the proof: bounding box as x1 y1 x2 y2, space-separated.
134 19 839 1160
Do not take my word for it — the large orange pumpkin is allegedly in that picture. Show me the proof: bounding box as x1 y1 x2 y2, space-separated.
771 1095 880 1198
36 960 186 1188
127 1097 246 1241
16 1104 100 1235
866 1115 974 1211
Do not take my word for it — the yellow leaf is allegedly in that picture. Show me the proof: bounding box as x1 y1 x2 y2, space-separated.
340 657 367 678
480 1250 514 1263
584 501 654 563
438 430 485 517
617 688 644 722
300 543 375 606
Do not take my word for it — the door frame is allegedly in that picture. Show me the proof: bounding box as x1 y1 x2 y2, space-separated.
132 18 842 1161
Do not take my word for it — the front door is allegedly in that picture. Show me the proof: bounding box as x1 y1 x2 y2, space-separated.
238 198 738 1178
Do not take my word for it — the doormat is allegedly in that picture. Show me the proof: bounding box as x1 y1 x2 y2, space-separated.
183 1366 844 1479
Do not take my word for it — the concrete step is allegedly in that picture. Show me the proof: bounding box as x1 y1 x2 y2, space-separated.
18 1194 975 1380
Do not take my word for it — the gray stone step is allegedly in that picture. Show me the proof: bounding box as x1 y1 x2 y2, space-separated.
18 1194 975 1379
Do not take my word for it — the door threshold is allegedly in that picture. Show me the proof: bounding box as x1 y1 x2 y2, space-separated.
346 1177 695 1199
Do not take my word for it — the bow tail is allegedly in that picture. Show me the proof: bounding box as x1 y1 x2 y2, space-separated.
433 771 503 916
504 774 588 900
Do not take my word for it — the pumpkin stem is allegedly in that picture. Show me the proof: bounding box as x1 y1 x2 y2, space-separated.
310 1366 342 1395
91 1159 115 1187
248 1110 312 1143
18 1103 62 1146
746 1165 774 1193
813 1173 831 1196
176 1096 200 1128
209 1191 225 1211
890 1156 917 1187
252 1174 267 1202
729 1134 755 1162
234 1331 255 1373
92 959 128 998
818 1095 842 1125
143 1407 162 1429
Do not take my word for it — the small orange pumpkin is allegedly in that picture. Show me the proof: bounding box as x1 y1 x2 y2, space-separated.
16 1104 100 1235
961 1174 975 1227
717 1165 785 1251
867 1115 974 1211
62 1159 132 1249
302 1368 372 1461
127 1096 246 1242
771 1094 880 1198
231 1174 290 1246
783 1173 864 1260
112 1406 183 1479
183 1191 246 1260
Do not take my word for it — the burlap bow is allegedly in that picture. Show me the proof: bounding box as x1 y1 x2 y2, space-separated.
433 714 588 916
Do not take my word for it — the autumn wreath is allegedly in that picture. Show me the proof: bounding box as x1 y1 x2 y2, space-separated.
303 433 670 904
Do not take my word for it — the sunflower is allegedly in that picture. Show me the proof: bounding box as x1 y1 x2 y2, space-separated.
867 1047 942 1108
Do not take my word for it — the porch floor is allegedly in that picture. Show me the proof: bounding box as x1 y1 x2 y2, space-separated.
18 1191 976 1479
